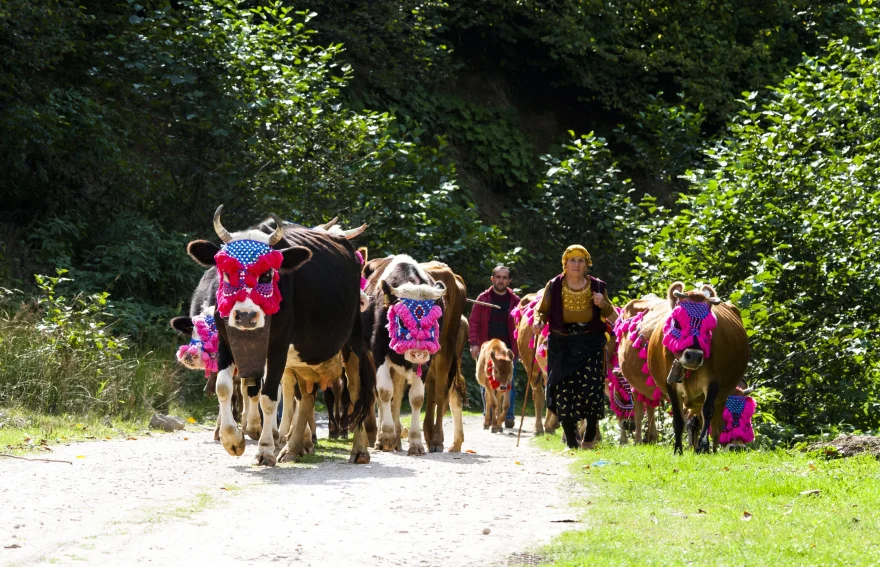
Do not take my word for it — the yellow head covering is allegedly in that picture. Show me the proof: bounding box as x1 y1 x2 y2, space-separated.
561 245 592 271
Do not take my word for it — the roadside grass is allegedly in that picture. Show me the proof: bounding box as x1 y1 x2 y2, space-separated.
0 408 146 454
533 433 880 566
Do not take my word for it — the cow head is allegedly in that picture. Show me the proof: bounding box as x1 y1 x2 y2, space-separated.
662 281 722 370
486 343 515 392
382 279 446 366
186 205 312 331
170 309 218 377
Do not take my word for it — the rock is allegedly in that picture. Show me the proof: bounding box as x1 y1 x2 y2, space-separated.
149 413 186 432
482 528 491 535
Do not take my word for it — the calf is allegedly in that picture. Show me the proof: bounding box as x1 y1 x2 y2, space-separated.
475 339 514 433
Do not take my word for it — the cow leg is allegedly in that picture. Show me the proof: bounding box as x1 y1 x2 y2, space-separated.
278 374 315 463
532 375 546 436
364 399 377 446
325 387 338 439
666 381 685 455
375 361 397 451
244 381 262 441
216 365 246 456
424 368 447 453
447 387 464 452
696 381 719 454
390 371 406 452
646 404 659 444
278 368 296 445
711 404 724 453
343 349 370 464
500 389 511 433
483 388 493 430
407 374 426 455
632 397 643 444
544 409 558 435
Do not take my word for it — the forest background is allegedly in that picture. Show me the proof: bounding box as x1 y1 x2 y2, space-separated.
2 0 879 440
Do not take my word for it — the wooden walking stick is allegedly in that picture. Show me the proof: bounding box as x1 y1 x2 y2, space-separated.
516 338 540 447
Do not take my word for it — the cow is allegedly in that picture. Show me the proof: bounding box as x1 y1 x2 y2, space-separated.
512 292 555 435
185 205 375 465
170 271 249 441
613 293 668 444
361 255 448 455
647 282 749 454
475 339 514 432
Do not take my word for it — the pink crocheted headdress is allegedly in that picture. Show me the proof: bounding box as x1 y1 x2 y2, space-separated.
214 239 284 318
387 299 443 359
662 300 717 358
176 313 219 377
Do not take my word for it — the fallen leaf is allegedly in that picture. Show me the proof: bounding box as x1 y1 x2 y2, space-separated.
186 417 196 424
811 543 816 548
219 487 228 491
515 461 523 465
742 511 753 521
126 437 137 441
800 489 820 496
672 468 679 473
722 466 730 471
4 544 21 549
75 455 85 459
698 509 707 514
582 465 591 470
465 449 476 454
183 437 189 441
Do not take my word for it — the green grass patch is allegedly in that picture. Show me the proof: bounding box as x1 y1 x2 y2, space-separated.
0 407 147 454
533 434 880 566
277 437 353 468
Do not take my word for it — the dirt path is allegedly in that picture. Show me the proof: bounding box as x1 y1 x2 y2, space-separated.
1 415 581 567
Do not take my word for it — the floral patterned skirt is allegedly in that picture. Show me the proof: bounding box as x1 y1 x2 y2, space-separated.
546 348 605 422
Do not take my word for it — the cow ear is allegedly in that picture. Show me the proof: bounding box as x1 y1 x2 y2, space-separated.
170 316 194 335
507 349 514 360
187 240 220 267
357 246 369 264
701 284 718 298
278 246 312 273
667 281 685 309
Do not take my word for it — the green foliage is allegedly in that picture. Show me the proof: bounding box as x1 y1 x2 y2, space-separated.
632 8 880 431
0 273 179 417
531 132 638 290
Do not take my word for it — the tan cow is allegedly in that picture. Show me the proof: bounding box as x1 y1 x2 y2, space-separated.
647 282 749 454
512 292 556 435
475 339 515 432
614 293 667 443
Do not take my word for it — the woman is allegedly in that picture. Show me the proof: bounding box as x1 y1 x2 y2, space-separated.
534 245 614 450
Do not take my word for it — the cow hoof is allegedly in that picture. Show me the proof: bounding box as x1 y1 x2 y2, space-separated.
377 431 398 452
349 450 370 464
535 427 544 437
328 430 340 440
278 446 300 463
246 428 261 441
213 427 220 442
255 447 277 467
491 426 502 433
483 424 490 430
447 443 462 453
408 441 425 456
303 442 316 456
429 444 443 453
220 427 246 457
340 432 349 440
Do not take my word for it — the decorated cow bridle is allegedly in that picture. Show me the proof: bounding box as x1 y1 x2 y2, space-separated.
176 313 219 377
662 299 717 359
214 239 284 318
386 298 443 377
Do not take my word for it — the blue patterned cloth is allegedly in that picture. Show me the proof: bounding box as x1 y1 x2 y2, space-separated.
726 395 746 428
222 240 274 266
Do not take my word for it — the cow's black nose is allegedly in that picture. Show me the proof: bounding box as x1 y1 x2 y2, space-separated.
235 311 258 329
682 349 704 367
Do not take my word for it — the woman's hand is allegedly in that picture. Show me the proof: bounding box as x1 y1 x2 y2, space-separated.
592 293 606 308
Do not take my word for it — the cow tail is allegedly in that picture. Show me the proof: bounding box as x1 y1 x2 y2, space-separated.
448 354 468 407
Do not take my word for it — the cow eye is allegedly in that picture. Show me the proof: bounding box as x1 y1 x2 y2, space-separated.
222 272 229 283
258 270 273 284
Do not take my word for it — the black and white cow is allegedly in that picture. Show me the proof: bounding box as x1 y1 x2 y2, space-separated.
186 206 375 465
362 255 447 455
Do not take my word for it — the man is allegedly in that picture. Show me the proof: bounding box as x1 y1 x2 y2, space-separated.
469 265 521 428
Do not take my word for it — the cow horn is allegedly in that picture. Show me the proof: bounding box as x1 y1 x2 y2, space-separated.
318 217 339 231
267 213 285 246
213 205 233 244
339 224 368 239
673 290 689 299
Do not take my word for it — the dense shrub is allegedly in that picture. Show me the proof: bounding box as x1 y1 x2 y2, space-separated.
632 7 880 431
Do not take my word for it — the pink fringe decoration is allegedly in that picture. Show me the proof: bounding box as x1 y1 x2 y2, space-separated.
662 301 717 358
214 248 283 318
613 308 661 408
175 314 219 377
354 250 368 290
714 396 756 445
387 301 443 355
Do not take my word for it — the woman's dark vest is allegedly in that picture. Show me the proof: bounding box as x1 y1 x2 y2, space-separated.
548 274 607 334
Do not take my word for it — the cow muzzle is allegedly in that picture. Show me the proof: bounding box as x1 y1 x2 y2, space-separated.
680 348 704 370
229 298 266 330
404 349 431 365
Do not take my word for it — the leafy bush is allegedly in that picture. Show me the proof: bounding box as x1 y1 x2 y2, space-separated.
632 7 880 431
0 272 179 417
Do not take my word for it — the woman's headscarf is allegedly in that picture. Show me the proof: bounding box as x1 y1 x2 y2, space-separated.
561 245 592 273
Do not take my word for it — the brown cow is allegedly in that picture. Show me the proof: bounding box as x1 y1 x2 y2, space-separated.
647 282 749 454
475 339 515 432
614 293 667 443
513 292 555 435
